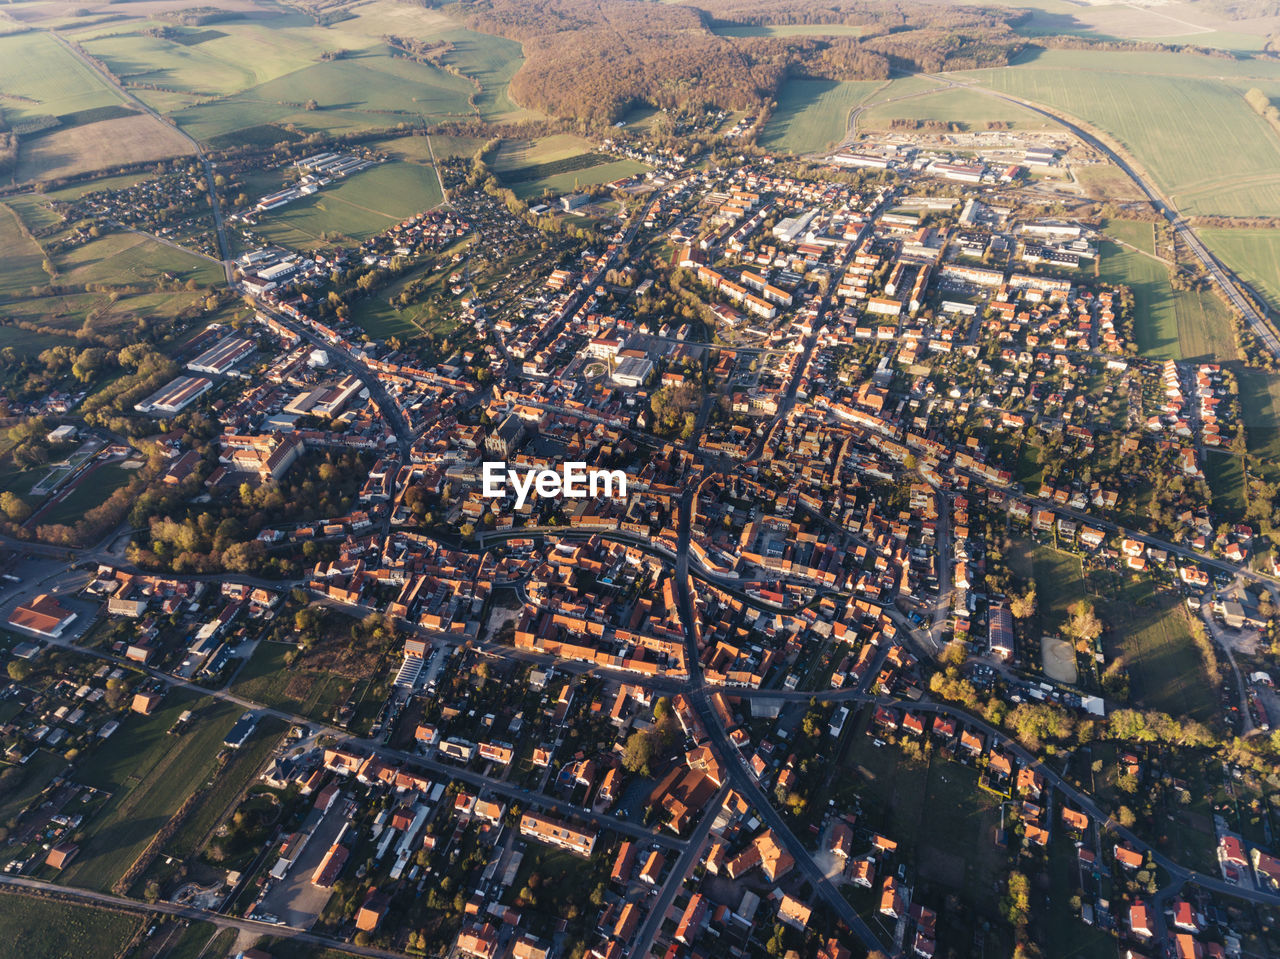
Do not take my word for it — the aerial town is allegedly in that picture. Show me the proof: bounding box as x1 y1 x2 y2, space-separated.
2 2 1280 959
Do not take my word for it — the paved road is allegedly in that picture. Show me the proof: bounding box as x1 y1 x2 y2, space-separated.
0 877 406 959
50 30 235 284
930 72 1280 357
629 784 728 959
252 303 415 461
670 487 895 957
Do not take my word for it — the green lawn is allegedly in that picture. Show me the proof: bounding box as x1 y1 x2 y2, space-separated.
1101 581 1216 723
1009 538 1086 634
1205 450 1247 517
61 693 241 891
0 892 141 959
250 161 443 249
1238 367 1280 480
350 250 470 341
761 78 885 154
167 717 288 860
231 641 351 722
55 233 223 289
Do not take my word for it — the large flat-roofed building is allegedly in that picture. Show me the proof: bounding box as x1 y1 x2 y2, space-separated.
8 594 77 638
134 375 213 415
519 811 597 857
611 355 653 389
188 337 254 375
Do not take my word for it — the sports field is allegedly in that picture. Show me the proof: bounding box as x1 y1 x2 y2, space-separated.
251 162 443 249
761 79 884 154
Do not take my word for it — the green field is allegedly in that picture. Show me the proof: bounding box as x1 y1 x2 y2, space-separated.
709 22 865 38
1101 582 1216 722
0 32 124 125
36 463 135 529
761 78 884 153
1198 228 1280 312
0 203 50 299
1099 219 1237 362
0 893 141 959
1010 538 1087 635
957 50 1280 218
167 716 287 860
351 249 470 340
1238 367 1280 479
55 233 223 289
510 159 650 201
436 27 537 122
251 162 443 249
859 85 1056 131
166 48 474 142
232 641 351 721
1205 450 1246 516
490 134 600 173
61 693 240 891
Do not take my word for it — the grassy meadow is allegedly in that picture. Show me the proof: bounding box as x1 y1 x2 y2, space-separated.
250 161 443 249
1099 219 1237 362
761 78 885 154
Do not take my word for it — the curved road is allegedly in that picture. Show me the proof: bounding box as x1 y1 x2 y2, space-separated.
924 72 1280 356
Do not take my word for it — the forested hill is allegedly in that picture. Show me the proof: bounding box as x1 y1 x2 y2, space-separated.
459 0 1027 122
